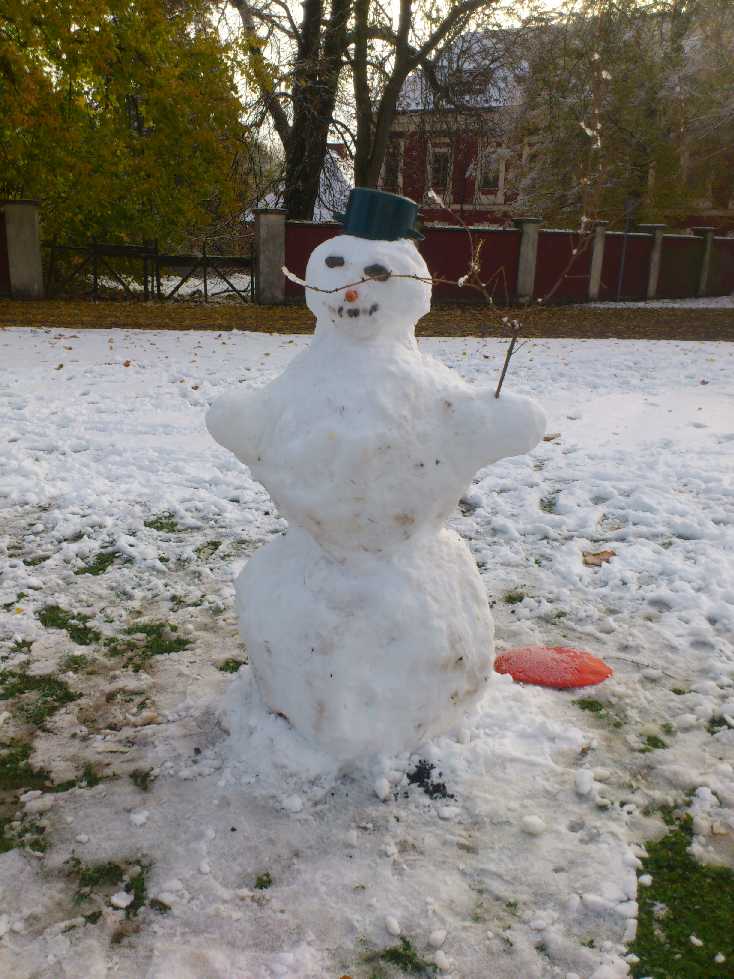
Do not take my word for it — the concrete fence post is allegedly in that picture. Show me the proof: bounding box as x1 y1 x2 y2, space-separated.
513 217 542 303
254 208 287 305
0 200 44 298
587 221 608 301
637 224 666 300
692 227 715 297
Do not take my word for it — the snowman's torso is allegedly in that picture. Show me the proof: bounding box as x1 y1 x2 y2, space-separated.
206 231 545 762
251 336 479 553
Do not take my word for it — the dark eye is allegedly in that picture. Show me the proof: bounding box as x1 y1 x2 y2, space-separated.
364 264 390 282
325 255 344 268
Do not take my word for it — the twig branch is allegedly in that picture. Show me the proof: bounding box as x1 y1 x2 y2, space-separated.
495 320 521 398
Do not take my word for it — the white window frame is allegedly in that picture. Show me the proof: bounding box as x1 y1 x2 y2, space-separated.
475 142 509 205
426 139 453 205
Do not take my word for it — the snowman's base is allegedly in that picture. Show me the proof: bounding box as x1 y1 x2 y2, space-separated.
235 526 494 763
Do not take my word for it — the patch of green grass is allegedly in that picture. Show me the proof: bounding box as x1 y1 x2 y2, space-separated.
144 512 179 533
74 551 119 576
195 540 222 560
365 937 437 975
0 818 49 853
104 621 191 670
640 734 668 753
630 814 734 978
11 638 33 654
78 861 125 890
0 741 48 791
0 668 80 726
218 658 246 674
574 698 606 714
130 769 155 792
540 494 558 514
80 763 103 787
503 589 526 605
38 605 101 646
255 871 272 890
0 817 16 854
15 818 49 854
126 864 148 917
49 762 103 794
61 653 92 672
661 721 675 736
50 777 81 794
169 593 204 611
573 697 626 730
23 554 50 567
707 715 732 735
671 687 688 696
149 898 171 914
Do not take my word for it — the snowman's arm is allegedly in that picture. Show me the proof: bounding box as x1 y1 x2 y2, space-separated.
465 390 546 465
206 387 268 466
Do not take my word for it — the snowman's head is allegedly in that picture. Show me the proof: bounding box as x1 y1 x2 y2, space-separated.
305 234 431 341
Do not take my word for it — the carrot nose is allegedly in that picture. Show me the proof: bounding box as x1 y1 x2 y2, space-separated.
344 288 359 303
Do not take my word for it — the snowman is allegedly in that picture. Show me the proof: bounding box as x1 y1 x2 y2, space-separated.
207 188 545 764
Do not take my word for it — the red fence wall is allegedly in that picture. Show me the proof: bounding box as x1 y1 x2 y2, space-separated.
284 221 522 304
657 235 704 298
0 212 10 296
534 230 593 302
418 227 521 304
709 238 734 296
598 233 654 301
284 221 341 299
281 219 733 305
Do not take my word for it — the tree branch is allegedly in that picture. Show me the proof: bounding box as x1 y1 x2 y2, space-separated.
229 0 292 146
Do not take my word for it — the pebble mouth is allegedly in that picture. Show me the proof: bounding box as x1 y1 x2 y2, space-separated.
332 304 380 320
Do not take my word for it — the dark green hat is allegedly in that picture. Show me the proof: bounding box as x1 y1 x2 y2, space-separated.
333 188 424 241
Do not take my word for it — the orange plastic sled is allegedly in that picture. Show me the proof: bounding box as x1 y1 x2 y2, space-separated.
494 645 613 689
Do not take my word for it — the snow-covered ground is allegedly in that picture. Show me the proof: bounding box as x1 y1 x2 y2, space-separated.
1 328 733 979
589 294 734 309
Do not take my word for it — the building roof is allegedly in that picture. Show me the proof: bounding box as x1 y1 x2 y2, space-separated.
397 31 522 113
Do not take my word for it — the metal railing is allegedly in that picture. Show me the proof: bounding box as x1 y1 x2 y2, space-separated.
45 239 255 302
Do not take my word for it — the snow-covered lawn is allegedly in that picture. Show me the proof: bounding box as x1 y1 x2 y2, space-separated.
1 328 733 979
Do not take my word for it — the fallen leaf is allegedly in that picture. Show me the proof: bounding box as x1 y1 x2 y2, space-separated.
583 549 616 567
123 360 131 367
55 363 64 370
543 432 561 442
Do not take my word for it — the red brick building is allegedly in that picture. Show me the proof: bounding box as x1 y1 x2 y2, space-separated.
378 33 522 227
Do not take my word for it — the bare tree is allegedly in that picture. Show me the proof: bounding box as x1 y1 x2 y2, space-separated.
230 0 350 218
350 0 497 188
229 0 506 218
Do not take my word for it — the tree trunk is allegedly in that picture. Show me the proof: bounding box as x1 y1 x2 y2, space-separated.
352 0 372 186
285 0 351 218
